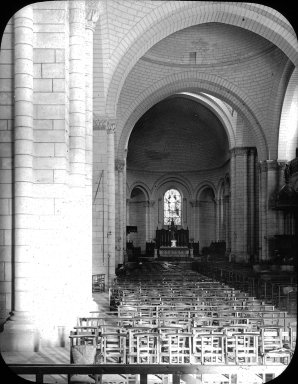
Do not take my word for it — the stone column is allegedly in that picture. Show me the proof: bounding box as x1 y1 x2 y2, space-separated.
106 120 116 286
0 5 36 351
126 198 130 249
230 151 236 256
144 201 150 243
189 200 196 241
68 0 96 315
148 201 155 241
115 159 125 265
266 161 284 258
247 148 256 256
277 161 287 234
85 1 101 264
122 160 127 255
230 147 251 262
224 195 230 249
216 197 222 241
258 161 268 261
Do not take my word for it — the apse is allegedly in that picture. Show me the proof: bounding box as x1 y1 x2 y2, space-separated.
127 95 230 172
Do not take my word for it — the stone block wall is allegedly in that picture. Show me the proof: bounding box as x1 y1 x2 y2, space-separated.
0 1 98 349
0 18 13 323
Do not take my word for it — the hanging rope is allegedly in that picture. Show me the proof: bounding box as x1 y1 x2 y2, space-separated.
93 169 104 205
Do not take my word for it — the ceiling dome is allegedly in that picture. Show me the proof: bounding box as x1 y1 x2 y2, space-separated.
127 96 230 172
143 23 276 67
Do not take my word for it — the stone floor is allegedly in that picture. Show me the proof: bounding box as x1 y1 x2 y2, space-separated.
1 291 163 384
1 263 296 384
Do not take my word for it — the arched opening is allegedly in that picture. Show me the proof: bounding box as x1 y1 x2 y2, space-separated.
127 187 148 254
126 95 229 256
198 187 216 250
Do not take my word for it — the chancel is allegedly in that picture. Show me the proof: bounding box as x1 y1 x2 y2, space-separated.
0 1 297 384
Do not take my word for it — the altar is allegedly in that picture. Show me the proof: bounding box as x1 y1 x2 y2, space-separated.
159 246 190 257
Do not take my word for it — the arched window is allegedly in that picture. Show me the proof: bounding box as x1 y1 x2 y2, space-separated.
164 189 181 225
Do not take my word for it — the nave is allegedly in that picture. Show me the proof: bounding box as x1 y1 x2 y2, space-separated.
67 262 296 384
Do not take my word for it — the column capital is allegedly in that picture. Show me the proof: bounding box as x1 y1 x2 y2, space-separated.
230 147 254 157
257 159 287 173
106 120 116 134
85 0 103 30
149 200 155 207
93 115 116 132
115 159 125 172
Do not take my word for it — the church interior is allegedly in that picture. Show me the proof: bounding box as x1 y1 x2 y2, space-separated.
0 1 297 383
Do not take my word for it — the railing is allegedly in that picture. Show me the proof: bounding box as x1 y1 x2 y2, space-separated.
7 363 287 384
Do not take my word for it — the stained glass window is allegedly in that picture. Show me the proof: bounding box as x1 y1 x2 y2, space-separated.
164 189 181 225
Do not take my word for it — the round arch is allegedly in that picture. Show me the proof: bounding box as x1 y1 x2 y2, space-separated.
151 174 193 201
117 72 267 160
195 182 217 201
105 2 298 116
128 182 151 201
216 178 226 200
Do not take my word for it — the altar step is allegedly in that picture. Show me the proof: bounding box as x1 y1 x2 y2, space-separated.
157 256 193 264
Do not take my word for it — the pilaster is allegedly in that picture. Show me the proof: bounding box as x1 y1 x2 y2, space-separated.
106 120 116 285
0 5 37 352
115 159 125 265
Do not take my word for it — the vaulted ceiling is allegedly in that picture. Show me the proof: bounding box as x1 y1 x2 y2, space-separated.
127 95 229 172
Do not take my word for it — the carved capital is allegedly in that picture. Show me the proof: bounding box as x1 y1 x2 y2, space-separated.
257 160 268 172
257 160 283 172
115 159 125 172
230 147 251 157
93 115 116 132
93 115 107 130
85 0 103 30
189 199 196 208
267 160 279 171
149 200 155 207
106 120 116 134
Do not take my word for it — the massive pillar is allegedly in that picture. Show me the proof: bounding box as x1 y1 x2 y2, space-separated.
230 151 236 257
230 147 257 262
123 159 127 255
68 0 97 315
247 148 257 256
258 161 268 261
106 120 116 285
258 160 288 261
0 5 37 351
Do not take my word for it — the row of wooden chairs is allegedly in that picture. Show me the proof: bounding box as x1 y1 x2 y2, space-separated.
70 324 294 365
71 263 296 368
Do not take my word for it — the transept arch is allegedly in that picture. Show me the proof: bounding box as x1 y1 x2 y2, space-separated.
105 2 298 117
117 72 267 161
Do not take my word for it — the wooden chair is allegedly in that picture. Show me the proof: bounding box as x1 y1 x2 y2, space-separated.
98 332 127 364
134 332 160 364
127 327 157 364
288 321 296 351
230 333 259 365
259 325 292 364
69 333 98 384
192 333 225 364
160 332 193 364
